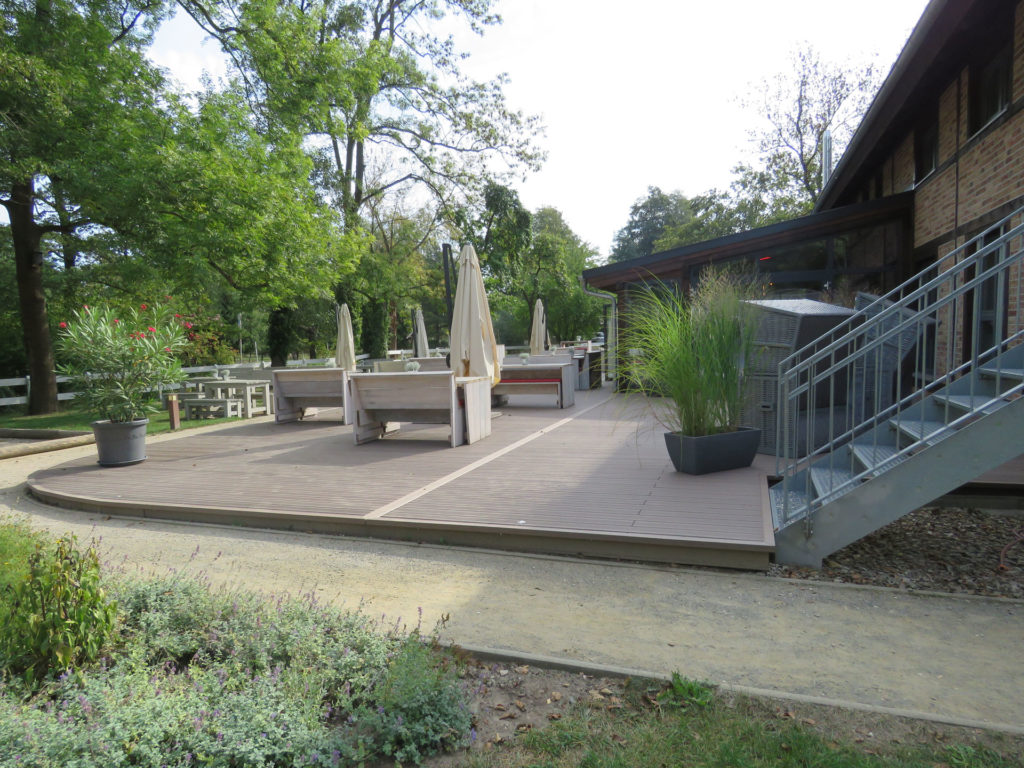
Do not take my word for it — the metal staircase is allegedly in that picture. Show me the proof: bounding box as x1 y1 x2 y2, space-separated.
771 207 1024 566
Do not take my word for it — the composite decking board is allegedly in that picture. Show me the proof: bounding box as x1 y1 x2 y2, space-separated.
27 388 774 563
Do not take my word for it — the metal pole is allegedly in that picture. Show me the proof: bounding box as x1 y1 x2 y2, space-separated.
442 243 454 326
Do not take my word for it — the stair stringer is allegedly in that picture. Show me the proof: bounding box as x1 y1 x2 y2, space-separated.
774 394 1024 567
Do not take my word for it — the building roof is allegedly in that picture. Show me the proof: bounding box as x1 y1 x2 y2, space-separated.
582 193 912 291
816 0 1008 210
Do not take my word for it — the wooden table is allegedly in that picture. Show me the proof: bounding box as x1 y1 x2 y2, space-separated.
202 379 273 418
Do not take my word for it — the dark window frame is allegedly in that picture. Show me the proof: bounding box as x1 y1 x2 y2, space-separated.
914 114 939 183
969 42 1012 136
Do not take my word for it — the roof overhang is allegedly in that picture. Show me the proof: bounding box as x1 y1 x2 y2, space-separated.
583 193 913 291
816 0 1005 210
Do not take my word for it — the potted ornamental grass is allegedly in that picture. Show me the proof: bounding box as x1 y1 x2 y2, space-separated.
620 269 761 474
57 302 189 466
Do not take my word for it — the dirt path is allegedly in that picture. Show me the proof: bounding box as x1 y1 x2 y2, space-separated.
2 431 1022 735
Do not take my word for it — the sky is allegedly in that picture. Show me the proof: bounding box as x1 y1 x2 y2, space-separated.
148 0 932 259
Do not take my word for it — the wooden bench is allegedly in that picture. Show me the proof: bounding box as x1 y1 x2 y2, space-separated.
345 371 491 447
493 360 576 408
272 368 346 423
184 398 244 419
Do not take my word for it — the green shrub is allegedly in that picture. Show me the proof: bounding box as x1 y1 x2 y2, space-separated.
0 573 473 766
0 519 47 624
362 636 471 764
0 537 117 687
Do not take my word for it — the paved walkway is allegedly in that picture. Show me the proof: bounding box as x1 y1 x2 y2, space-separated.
2 426 1022 734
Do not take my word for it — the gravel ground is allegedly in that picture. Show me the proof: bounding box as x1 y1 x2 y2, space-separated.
769 506 1024 599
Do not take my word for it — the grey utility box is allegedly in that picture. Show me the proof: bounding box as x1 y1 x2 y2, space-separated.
741 299 857 455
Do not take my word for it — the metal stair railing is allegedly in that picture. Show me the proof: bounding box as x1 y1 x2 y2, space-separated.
774 206 1024 531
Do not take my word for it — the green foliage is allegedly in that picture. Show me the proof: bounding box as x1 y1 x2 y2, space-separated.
0 572 474 766
656 672 714 710
361 298 390 359
510 685 1020 768
56 302 188 422
0 519 48 627
620 270 759 436
610 186 694 263
0 537 117 688
362 636 471 764
179 311 238 366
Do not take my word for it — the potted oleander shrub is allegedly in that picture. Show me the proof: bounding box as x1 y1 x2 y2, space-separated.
57 302 189 466
620 270 761 474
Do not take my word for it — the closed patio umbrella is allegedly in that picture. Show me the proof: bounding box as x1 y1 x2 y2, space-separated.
335 303 357 371
449 244 500 385
529 298 547 355
414 307 430 357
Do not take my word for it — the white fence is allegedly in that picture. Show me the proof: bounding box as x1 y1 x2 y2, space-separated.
0 358 352 408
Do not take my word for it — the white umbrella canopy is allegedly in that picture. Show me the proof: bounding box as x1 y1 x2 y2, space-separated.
414 307 430 357
449 244 500 385
529 298 547 355
335 303 357 371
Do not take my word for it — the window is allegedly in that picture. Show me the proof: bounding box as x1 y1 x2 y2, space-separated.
969 44 1011 135
914 118 938 182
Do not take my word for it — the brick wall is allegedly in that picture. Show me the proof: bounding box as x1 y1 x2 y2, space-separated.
858 2 1024 251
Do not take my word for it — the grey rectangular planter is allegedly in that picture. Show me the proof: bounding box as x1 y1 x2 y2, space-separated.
664 427 761 475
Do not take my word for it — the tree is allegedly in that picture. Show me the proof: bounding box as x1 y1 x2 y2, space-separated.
645 48 881 255
744 46 878 206
178 0 544 230
1 0 174 413
609 187 694 263
473 196 601 343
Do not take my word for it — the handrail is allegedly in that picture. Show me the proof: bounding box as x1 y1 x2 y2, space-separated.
774 205 1024 529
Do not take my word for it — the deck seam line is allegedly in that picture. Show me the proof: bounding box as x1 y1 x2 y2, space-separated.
364 395 614 520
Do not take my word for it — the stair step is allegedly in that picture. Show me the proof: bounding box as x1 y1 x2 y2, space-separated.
979 366 1024 381
809 465 857 504
933 394 1009 414
769 483 811 530
849 442 906 474
891 418 952 445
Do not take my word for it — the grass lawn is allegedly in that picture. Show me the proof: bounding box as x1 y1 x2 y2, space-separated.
0 404 242 435
455 673 1021 768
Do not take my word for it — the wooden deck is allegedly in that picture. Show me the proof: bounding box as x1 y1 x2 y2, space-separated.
27 387 776 569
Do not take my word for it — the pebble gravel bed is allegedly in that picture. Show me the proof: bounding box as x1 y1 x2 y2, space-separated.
769 506 1024 599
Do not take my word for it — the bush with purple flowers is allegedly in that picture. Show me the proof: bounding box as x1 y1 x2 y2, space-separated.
0 567 470 767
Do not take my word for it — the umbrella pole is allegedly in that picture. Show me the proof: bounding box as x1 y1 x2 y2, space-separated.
442 243 454 326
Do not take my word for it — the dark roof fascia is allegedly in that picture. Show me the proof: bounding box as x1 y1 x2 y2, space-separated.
582 192 913 289
816 0 982 211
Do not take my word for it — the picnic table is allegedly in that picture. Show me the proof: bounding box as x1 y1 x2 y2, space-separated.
202 379 273 418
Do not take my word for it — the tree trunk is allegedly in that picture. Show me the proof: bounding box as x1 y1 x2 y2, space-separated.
10 178 59 414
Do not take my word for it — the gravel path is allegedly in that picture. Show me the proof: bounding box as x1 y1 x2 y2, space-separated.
769 506 1024 599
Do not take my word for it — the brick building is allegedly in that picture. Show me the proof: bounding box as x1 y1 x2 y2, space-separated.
583 0 1024 368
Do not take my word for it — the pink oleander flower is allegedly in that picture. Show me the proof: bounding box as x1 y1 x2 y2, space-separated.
148 327 155 332
140 303 147 310
59 321 67 328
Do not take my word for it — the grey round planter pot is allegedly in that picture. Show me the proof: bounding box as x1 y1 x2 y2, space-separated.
91 418 149 466
664 427 761 475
